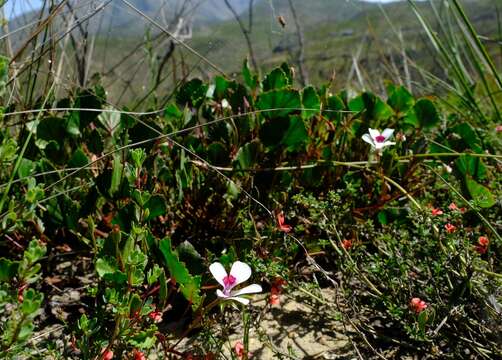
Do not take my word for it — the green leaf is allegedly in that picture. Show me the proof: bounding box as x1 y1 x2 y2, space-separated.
302 86 321 119
0 137 18 163
25 181 44 204
98 108 121 135
176 79 208 108
0 55 9 96
455 155 486 180
234 141 261 170
96 257 118 277
21 288 43 315
282 116 308 151
65 111 81 136
159 238 201 309
147 265 163 286
144 195 167 221
110 154 123 196
214 76 229 99
75 87 105 129
377 211 388 225
24 240 46 264
207 142 229 166
0 258 19 282
68 148 89 168
177 241 204 275
348 95 365 113
242 59 259 90
349 92 393 122
414 98 440 129
262 68 289 91
36 117 65 146
417 310 428 332
17 158 35 179
159 270 168 304
452 123 482 153
78 314 89 332
280 62 293 84
128 327 157 349
324 95 345 123
387 85 415 114
164 103 183 120
259 118 289 148
256 89 301 119
87 129 104 154
365 92 394 121
131 148 147 169
465 177 496 208
129 293 142 317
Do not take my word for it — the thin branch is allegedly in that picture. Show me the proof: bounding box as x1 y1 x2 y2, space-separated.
223 0 258 71
287 0 308 85
120 0 226 77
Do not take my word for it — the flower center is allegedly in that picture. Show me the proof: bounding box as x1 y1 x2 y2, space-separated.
223 275 236 288
222 275 237 296
375 135 386 143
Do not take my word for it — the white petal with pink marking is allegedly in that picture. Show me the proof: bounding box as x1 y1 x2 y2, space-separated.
229 261 251 285
209 262 227 287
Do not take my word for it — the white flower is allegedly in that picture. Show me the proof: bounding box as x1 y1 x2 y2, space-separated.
362 128 396 151
209 261 262 305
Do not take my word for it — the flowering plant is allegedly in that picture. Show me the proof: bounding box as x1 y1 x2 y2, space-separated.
209 261 262 305
361 128 396 152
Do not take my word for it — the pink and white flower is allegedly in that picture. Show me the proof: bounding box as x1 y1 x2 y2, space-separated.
148 310 163 323
234 340 252 359
209 261 262 305
431 208 443 216
362 128 396 152
410 297 427 314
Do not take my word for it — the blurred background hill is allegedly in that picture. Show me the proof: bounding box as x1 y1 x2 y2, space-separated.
2 0 501 104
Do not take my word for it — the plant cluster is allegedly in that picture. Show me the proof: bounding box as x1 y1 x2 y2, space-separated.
0 53 500 359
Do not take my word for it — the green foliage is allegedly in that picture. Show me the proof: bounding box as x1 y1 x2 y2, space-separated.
0 241 46 355
0 50 500 358
414 98 440 129
0 55 8 97
159 238 202 309
256 89 302 119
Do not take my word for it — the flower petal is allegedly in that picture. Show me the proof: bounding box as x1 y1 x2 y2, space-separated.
216 289 229 298
232 284 262 297
382 141 395 147
362 134 375 146
229 261 252 285
217 289 250 304
368 128 380 142
210 262 228 287
381 128 394 140
225 296 250 305
374 141 385 150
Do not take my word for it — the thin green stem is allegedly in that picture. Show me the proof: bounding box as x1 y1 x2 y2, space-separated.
398 152 502 160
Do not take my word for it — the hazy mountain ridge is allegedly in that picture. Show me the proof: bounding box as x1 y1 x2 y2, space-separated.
5 0 254 37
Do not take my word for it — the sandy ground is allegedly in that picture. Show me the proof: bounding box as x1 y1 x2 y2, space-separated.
30 269 356 359
220 291 356 359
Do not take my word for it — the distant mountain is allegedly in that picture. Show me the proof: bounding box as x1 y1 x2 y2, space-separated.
4 0 500 103
6 0 254 38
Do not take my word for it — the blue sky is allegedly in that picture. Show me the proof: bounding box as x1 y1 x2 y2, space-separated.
2 0 42 18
